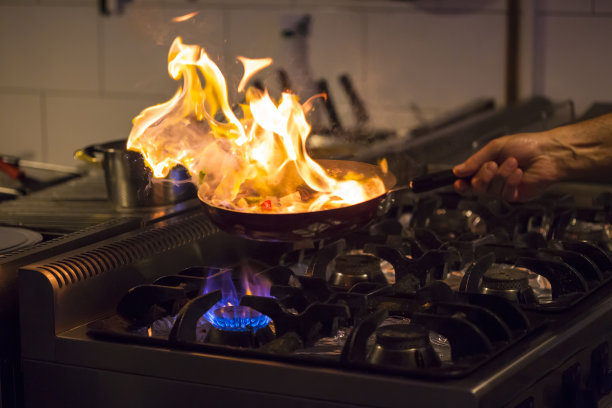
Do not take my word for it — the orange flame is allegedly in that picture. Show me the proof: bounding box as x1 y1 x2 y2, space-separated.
127 37 385 213
236 56 273 93
171 11 199 23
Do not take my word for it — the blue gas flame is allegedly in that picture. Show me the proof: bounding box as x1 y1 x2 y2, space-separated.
210 306 270 332
202 267 271 332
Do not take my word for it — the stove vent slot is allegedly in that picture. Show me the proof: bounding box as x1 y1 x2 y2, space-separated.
36 215 216 288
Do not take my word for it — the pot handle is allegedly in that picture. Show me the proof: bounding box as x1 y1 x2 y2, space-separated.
73 144 103 164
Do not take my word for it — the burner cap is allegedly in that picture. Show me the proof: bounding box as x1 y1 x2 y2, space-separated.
426 209 486 239
481 265 530 291
375 323 430 350
329 253 383 288
335 254 380 275
204 308 274 348
367 323 441 368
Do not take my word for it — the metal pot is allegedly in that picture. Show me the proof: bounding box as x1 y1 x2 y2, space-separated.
74 140 196 209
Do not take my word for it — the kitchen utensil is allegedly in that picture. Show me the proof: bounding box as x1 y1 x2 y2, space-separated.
0 156 42 194
316 79 343 133
339 74 369 127
74 140 196 209
278 69 292 93
0 154 80 197
201 160 463 241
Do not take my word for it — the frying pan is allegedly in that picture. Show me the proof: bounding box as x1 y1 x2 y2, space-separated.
202 159 460 242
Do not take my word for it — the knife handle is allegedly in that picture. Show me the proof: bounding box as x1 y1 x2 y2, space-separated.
410 169 465 194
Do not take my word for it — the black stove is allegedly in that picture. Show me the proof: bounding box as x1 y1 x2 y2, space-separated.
17 189 612 408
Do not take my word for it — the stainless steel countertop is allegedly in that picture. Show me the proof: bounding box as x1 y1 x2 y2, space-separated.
0 169 199 234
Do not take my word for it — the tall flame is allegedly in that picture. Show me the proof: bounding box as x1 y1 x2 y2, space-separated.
127 37 384 213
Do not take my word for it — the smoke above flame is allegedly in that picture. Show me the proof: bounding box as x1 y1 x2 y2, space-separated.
127 36 385 213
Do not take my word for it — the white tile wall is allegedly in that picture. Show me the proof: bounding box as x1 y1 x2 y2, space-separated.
0 93 43 160
365 11 505 121
292 0 506 11
540 14 612 114
102 5 224 95
0 0 38 4
46 94 163 164
1 0 611 165
594 0 612 13
426 0 506 12
308 9 365 129
38 0 96 4
226 7 292 97
202 0 294 5
292 0 406 8
537 0 593 13
141 0 293 5
0 5 99 92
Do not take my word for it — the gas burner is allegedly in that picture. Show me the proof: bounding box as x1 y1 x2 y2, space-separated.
208 305 270 332
329 253 387 288
349 249 397 284
367 323 441 369
524 214 553 238
203 305 274 347
563 219 612 250
204 319 274 348
199 264 273 328
479 264 537 304
425 209 487 240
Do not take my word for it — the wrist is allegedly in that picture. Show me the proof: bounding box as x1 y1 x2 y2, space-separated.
552 117 612 182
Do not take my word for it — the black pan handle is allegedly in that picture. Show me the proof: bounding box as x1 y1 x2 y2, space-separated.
409 169 469 193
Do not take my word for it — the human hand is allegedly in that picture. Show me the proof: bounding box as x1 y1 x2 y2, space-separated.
452 132 562 202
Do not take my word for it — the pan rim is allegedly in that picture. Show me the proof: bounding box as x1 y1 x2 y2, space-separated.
197 159 396 216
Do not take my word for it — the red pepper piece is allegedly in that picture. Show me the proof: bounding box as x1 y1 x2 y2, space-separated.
261 200 272 210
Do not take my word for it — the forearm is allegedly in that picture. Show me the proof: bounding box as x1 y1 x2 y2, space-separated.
549 113 612 182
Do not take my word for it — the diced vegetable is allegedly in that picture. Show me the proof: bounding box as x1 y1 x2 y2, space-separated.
236 198 248 208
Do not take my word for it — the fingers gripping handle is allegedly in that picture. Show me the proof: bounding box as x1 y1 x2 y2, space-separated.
409 169 468 193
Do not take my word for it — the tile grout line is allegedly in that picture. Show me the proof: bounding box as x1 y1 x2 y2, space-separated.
360 9 367 106
541 10 611 17
97 12 105 95
0 85 167 100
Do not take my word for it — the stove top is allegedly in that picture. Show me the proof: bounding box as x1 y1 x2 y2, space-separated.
17 189 612 408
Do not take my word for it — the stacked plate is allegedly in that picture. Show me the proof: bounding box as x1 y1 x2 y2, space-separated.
0 227 43 255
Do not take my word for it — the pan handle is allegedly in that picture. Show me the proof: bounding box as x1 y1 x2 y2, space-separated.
409 169 469 193
73 144 103 164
